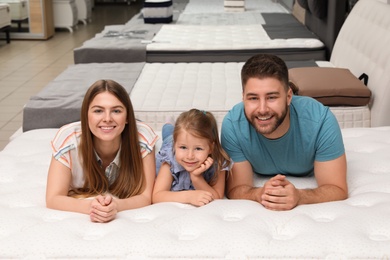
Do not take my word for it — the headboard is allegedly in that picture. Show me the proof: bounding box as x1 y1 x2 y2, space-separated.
330 0 390 127
293 0 348 59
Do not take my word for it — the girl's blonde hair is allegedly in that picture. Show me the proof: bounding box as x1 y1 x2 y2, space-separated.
173 109 232 184
70 79 145 199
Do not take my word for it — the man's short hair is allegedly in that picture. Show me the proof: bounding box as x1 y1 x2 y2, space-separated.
241 54 289 92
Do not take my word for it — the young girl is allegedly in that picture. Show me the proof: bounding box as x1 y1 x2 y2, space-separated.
46 79 158 223
153 109 232 207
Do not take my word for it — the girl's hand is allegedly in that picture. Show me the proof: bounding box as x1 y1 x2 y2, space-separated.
190 190 214 207
89 195 118 223
190 157 214 177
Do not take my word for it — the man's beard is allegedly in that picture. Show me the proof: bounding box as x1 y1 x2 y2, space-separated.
247 105 289 136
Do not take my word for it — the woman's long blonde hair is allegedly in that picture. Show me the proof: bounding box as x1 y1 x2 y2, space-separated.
70 80 145 199
173 109 232 184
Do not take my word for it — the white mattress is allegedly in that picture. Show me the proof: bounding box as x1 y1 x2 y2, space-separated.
147 24 324 51
1 126 390 258
131 62 243 131
78 22 324 56
0 3 11 28
183 0 289 14
176 12 268 25
176 12 265 25
131 62 370 131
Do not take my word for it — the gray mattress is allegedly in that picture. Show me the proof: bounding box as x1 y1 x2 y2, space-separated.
73 24 162 64
22 63 145 132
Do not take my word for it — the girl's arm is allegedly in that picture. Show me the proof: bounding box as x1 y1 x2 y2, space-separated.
152 163 217 206
46 157 93 214
114 149 156 211
190 169 226 200
189 157 226 199
152 163 177 203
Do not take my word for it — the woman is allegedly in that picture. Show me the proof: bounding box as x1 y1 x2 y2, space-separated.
46 79 158 222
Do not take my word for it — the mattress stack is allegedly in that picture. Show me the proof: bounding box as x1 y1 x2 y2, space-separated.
143 0 173 23
224 0 245 12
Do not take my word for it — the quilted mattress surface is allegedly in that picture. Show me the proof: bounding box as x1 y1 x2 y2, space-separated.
131 62 243 131
147 24 324 51
82 22 324 52
176 12 270 25
329 0 390 127
0 127 390 258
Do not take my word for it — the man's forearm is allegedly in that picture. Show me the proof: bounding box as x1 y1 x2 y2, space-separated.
227 185 264 203
298 184 348 205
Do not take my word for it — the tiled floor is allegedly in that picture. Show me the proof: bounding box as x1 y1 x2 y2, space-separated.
0 3 142 151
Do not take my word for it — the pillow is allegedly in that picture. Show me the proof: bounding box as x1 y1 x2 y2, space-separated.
288 67 371 106
307 0 328 19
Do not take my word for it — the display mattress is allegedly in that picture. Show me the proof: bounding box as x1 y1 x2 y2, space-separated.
1 126 390 258
74 20 325 63
181 0 288 14
22 63 145 132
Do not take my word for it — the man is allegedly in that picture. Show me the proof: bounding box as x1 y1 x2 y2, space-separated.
221 54 348 211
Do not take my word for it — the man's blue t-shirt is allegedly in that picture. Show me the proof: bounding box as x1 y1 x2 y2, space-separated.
221 95 345 176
